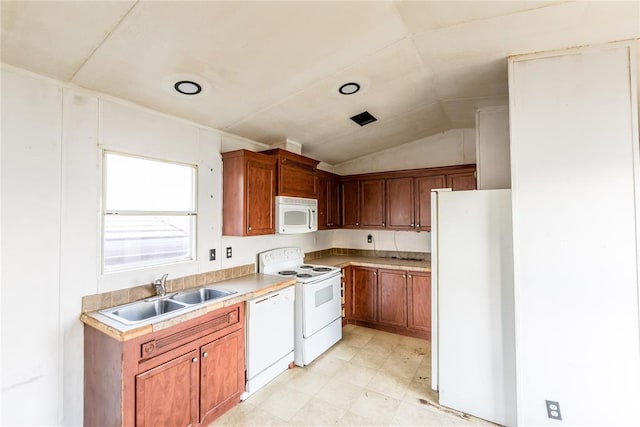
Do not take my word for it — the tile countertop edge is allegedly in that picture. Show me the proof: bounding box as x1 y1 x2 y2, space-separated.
310 255 431 272
80 274 297 342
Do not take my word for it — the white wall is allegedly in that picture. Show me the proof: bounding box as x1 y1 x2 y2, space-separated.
0 67 335 426
332 128 476 176
475 106 510 190
509 42 640 425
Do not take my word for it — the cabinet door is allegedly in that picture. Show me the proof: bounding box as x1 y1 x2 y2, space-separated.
136 350 199 427
378 269 408 327
342 266 352 321
415 175 446 232
279 158 317 198
408 272 431 337
341 180 360 228
200 329 245 423
246 157 276 235
351 267 377 322
327 176 341 228
360 179 386 228
317 173 329 230
447 171 476 190
386 177 415 230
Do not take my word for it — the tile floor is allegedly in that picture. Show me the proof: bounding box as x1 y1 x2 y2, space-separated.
212 325 495 426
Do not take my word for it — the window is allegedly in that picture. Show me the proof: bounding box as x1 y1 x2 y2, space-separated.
102 152 197 273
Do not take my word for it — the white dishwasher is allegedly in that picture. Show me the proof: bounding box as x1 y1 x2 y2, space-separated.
242 285 295 399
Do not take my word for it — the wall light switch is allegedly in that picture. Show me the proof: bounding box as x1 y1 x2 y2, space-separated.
209 249 216 261
226 247 232 258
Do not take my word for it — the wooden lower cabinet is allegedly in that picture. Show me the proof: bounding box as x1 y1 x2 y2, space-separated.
351 266 377 322
346 267 431 339
377 269 407 328
85 303 245 427
200 329 244 422
407 271 431 335
136 350 200 427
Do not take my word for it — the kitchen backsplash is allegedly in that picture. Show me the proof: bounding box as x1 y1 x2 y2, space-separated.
82 263 255 312
82 248 429 312
305 247 429 262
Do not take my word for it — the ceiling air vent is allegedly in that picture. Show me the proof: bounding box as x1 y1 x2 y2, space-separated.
350 111 377 127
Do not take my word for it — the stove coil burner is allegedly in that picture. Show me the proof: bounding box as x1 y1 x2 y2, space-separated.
279 270 298 276
297 273 312 278
300 265 314 269
313 267 332 272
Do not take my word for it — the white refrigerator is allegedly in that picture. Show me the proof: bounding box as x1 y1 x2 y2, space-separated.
431 188 516 426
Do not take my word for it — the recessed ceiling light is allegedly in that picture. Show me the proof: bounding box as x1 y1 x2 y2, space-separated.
339 82 360 95
174 80 202 95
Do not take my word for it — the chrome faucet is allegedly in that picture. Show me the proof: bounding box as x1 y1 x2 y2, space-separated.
153 273 169 297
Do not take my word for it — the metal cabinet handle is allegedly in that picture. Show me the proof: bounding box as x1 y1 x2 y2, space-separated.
403 274 406 278
382 222 385 226
192 357 198 363
203 352 208 358
248 226 252 231
409 275 412 278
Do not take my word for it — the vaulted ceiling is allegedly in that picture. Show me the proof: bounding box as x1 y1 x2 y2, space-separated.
2 1 639 164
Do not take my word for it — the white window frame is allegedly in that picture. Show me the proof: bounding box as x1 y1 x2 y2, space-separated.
101 150 198 274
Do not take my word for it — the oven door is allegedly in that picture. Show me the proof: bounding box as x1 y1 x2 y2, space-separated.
302 273 342 338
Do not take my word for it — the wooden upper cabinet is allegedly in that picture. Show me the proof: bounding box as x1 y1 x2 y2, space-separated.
222 150 276 236
386 177 415 230
447 170 477 190
260 148 319 199
415 174 446 232
317 170 341 230
340 164 475 232
360 179 385 228
341 180 360 228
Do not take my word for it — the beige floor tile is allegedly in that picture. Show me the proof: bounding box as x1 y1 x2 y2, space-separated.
259 386 314 421
366 370 412 400
339 361 377 388
345 324 378 337
391 400 476 426
341 331 373 348
212 326 498 427
338 410 388 426
210 400 257 426
324 342 360 361
283 367 332 395
314 376 366 412
350 346 390 370
288 397 348 426
307 352 350 377
380 355 421 381
350 389 401 424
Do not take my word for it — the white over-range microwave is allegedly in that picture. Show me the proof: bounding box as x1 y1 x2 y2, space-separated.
276 196 318 234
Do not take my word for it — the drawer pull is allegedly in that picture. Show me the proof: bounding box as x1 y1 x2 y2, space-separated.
192 357 198 363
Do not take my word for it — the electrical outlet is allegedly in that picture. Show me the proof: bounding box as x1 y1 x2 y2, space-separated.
367 234 373 243
226 247 232 258
209 249 216 261
545 400 562 420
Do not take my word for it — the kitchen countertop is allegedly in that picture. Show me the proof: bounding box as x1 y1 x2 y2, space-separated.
310 255 431 272
80 273 296 342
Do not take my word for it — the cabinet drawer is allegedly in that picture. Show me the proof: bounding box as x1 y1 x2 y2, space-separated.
140 306 240 360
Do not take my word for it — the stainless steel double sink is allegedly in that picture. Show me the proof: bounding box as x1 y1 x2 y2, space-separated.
100 286 237 325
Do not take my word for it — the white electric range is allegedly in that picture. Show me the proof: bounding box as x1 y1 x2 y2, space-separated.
259 247 342 366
